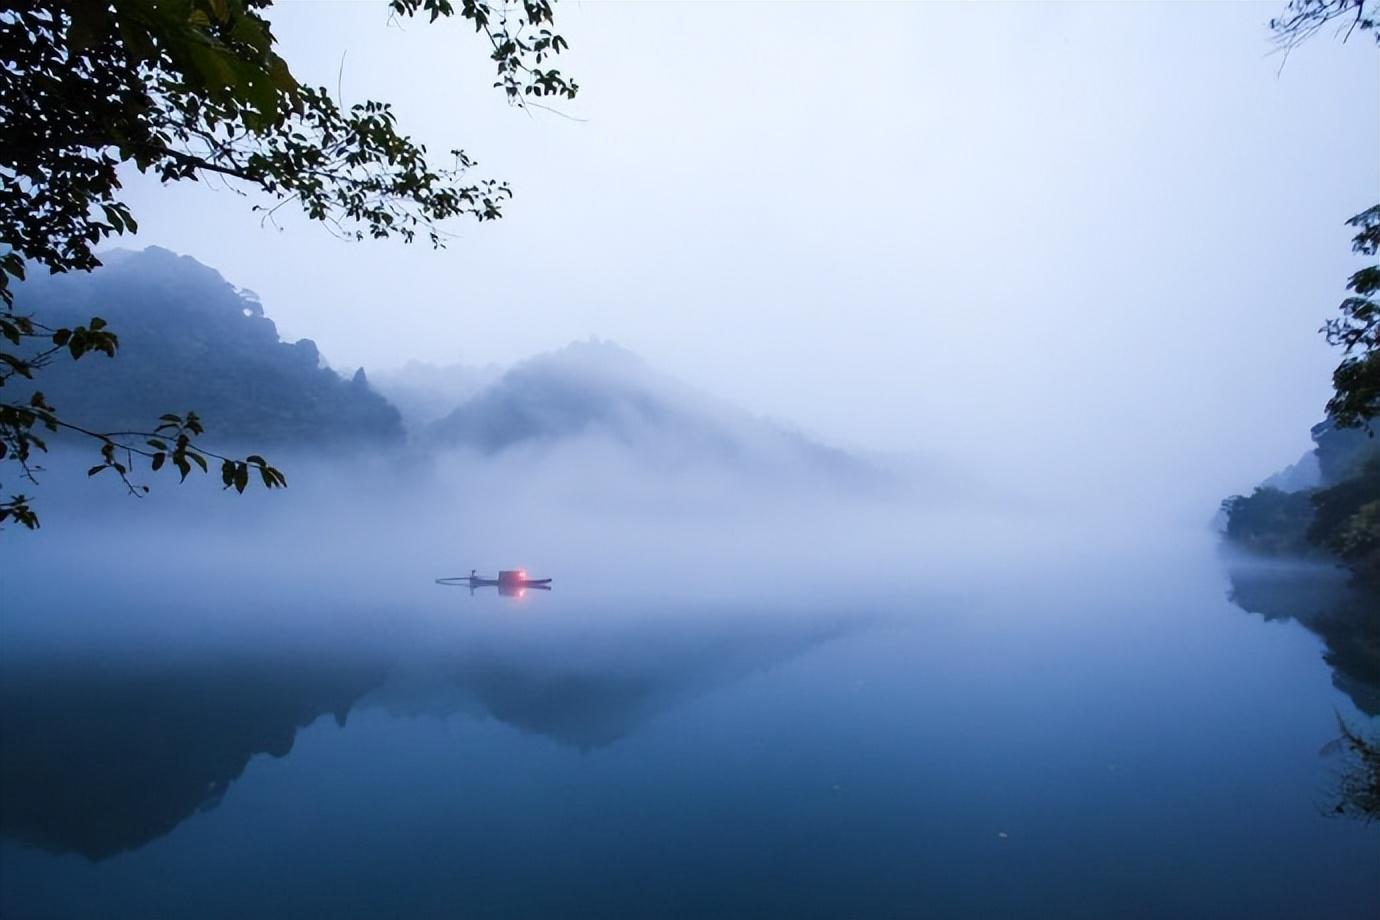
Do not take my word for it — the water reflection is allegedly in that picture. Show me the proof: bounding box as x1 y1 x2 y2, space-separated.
0 608 861 860
1224 562 1380 716
0 654 387 861
372 615 858 748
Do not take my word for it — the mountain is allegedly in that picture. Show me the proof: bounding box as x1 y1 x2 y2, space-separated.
10 249 875 483
427 339 877 483
10 246 403 446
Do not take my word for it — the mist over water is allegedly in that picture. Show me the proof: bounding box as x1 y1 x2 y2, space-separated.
4 437 1378 917
5 434 1222 625
2 1 1378 915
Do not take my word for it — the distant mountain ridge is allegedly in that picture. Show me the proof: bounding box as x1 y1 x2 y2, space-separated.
425 339 877 483
14 248 873 483
12 247 403 446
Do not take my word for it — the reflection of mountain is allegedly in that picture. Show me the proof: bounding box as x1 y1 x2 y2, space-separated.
1225 564 1380 716
0 655 387 861
0 614 860 860
373 616 860 749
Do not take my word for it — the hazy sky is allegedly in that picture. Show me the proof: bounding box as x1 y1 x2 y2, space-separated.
114 1 1377 509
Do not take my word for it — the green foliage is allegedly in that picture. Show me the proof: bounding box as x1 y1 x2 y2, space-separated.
1271 6 1379 430
85 409 287 492
390 0 578 103
1223 421 1380 581
0 0 576 300
1313 417 1380 483
1323 206 1380 428
1231 4 1380 574
1221 487 1318 556
1309 456 1380 579
0 0 577 528
1332 718 1380 822
17 247 405 446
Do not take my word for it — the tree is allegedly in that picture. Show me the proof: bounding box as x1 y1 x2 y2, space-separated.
1263 2 1380 824
1270 0 1376 51
1323 206 1380 428
1269 1 1379 429
0 0 577 528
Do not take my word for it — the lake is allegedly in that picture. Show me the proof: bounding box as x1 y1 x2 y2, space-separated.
1 507 1377 918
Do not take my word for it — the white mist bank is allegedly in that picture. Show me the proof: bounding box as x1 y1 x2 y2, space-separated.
5 438 1228 626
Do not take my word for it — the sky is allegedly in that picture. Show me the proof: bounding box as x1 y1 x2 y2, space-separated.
113 0 1378 511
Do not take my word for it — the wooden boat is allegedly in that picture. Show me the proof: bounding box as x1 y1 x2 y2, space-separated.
435 569 552 595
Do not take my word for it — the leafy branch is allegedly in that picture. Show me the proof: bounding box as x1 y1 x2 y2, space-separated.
1270 0 1376 52
1321 206 1380 429
1 256 283 530
2 389 287 530
0 0 577 529
1270 1 1378 430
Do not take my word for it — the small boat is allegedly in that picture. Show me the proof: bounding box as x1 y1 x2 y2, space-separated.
436 569 552 596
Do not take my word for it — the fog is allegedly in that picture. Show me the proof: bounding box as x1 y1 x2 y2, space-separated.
7 4 1380 915
8 427 1377 909
5 424 1224 634
100 1 1379 515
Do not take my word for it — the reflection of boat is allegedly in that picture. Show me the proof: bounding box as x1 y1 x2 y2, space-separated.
435 569 552 597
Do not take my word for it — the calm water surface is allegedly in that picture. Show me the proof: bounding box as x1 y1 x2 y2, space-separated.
2 530 1377 918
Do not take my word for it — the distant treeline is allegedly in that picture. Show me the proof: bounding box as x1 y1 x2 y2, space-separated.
1222 421 1380 582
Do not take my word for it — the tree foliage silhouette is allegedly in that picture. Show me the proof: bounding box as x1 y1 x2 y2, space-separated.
1 0 577 527
1270 1 1379 429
